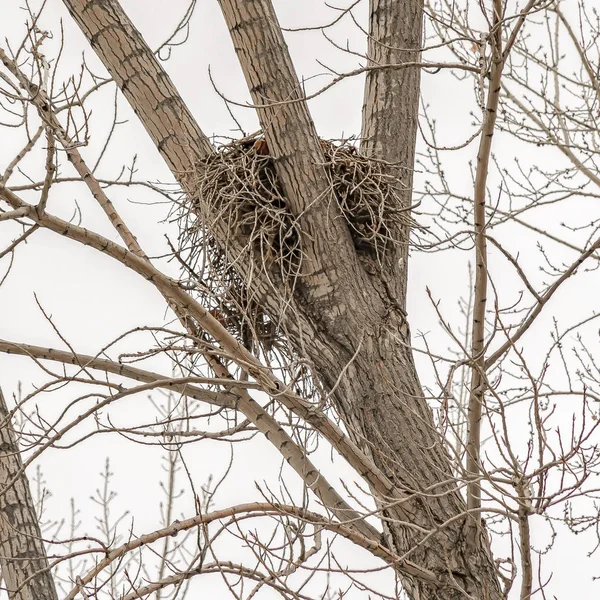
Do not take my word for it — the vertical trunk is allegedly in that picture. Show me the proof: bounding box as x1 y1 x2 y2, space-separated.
360 0 424 308
354 3 503 596
0 388 59 600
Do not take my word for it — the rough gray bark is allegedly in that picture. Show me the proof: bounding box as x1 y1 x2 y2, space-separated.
63 0 212 173
0 388 59 600
360 0 424 309
57 1 504 598
215 1 367 341
211 3 504 598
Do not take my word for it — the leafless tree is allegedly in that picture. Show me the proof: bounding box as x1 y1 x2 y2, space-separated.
1 0 600 599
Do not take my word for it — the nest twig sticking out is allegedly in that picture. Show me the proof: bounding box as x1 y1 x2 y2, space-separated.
176 132 410 358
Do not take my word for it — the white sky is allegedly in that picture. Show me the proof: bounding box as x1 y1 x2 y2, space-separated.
1 0 599 598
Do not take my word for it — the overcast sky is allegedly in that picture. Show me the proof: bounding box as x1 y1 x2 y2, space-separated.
1 1 599 598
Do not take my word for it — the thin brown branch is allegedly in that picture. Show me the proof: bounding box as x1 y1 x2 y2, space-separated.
0 225 40 260
0 338 237 408
64 502 436 600
216 0 357 286
485 232 600 369
465 0 504 547
0 184 403 516
0 45 147 259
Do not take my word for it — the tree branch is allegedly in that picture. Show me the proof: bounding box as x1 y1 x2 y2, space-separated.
216 0 358 289
0 45 147 259
0 181 404 530
64 502 439 600
0 339 237 408
61 0 213 176
465 0 504 546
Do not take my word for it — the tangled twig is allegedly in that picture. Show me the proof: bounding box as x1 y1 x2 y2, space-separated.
174 132 410 357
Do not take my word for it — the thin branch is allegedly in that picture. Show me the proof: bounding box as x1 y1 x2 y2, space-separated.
465 0 504 548
65 502 437 600
0 185 404 519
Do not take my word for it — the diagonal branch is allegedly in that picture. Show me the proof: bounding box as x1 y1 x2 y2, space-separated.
0 337 376 541
64 502 437 600
0 176 403 528
0 45 146 259
501 83 600 189
0 338 237 408
216 0 357 283
216 0 327 217
484 232 600 370
61 0 213 176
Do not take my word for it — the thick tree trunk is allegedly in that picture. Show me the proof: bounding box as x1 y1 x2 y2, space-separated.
213 3 503 594
284 270 502 599
61 1 503 598
0 388 59 600
360 0 424 309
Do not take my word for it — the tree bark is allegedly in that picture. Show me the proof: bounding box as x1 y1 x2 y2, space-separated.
284 272 502 599
216 0 362 315
360 0 424 308
214 2 504 597
0 388 59 600
61 0 212 174
60 1 504 598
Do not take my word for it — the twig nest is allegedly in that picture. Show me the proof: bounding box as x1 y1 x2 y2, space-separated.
175 132 411 355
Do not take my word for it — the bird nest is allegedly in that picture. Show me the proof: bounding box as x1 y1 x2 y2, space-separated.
175 132 410 357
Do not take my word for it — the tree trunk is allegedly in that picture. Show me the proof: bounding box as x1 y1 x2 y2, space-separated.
360 0 424 309
0 388 59 600
61 1 504 598
282 268 502 599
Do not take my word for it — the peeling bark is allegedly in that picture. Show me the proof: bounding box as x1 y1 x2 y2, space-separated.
0 388 59 600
